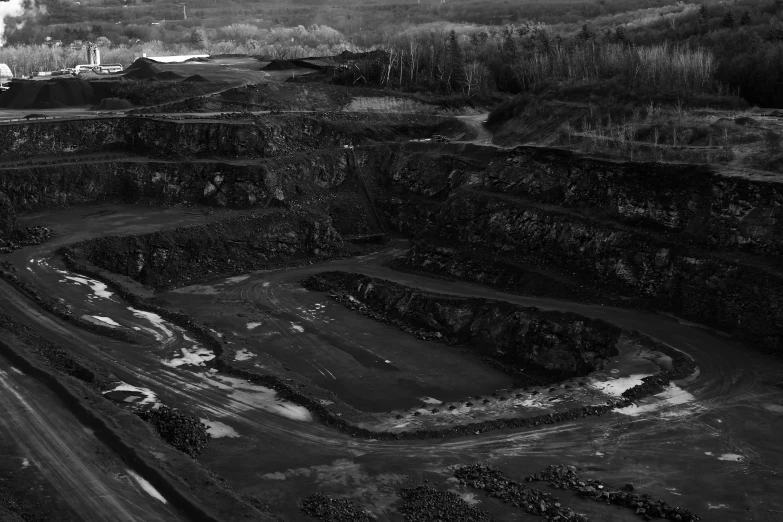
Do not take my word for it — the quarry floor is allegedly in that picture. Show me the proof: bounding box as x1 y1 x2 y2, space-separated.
0 204 782 521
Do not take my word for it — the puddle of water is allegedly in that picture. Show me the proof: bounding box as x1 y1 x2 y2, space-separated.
200 419 240 438
127 470 167 504
225 275 250 284
9 367 23 375
707 503 729 509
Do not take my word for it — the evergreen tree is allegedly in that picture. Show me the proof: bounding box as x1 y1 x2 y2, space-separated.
191 27 209 48
615 26 626 43
740 11 752 26
502 25 516 57
698 4 708 23
578 24 593 41
722 11 735 29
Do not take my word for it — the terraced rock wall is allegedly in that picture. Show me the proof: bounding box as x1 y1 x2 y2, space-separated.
0 114 446 161
65 210 346 289
362 144 783 355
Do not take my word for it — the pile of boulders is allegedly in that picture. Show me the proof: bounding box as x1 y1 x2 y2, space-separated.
300 493 374 522
137 405 211 457
398 484 493 522
454 464 588 521
527 465 701 521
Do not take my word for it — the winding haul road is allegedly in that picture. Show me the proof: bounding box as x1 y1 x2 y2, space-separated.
0 204 782 521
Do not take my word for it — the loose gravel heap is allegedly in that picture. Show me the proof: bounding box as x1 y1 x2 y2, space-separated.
138 405 211 457
527 465 701 521
454 464 588 521
398 484 493 522
300 493 374 522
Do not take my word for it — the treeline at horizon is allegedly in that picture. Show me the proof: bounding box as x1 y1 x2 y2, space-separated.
3 0 783 108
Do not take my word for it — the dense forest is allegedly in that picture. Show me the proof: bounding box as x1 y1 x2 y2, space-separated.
3 0 783 107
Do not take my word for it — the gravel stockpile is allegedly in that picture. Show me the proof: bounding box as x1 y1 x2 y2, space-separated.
398 484 493 522
454 464 588 521
527 465 701 521
138 405 211 457
300 493 373 522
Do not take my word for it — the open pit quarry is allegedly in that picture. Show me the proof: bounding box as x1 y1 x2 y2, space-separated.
0 84 781 522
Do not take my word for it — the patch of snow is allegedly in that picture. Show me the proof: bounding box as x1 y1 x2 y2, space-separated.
59 272 114 299
246 322 263 330
102 382 160 407
200 419 239 438
707 503 729 509
290 323 304 333
127 307 174 343
197 374 312 422
21 458 29 468
615 383 697 417
162 344 215 368
127 470 167 504
9 367 23 375
420 397 442 405
235 349 255 361
717 454 744 462
224 275 250 284
93 316 121 327
590 374 649 397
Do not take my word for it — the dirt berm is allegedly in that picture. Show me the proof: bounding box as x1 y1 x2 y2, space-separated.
64 209 346 289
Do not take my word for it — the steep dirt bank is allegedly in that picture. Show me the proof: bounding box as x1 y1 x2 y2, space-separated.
303 271 620 379
0 113 459 161
64 210 346 289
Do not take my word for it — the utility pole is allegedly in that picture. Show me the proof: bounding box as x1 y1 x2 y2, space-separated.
182 4 187 20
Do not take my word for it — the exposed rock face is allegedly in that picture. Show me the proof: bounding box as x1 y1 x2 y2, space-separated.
0 152 352 210
66 210 345 289
0 114 457 161
307 271 620 377
0 191 17 238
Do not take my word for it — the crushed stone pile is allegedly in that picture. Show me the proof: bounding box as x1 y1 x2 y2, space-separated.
0 77 96 109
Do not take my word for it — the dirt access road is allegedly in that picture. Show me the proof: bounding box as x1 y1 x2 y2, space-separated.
0 204 780 521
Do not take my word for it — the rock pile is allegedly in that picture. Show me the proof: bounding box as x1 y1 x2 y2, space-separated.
138 405 211 457
300 493 373 522
454 464 588 521
527 465 701 521
398 484 493 522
